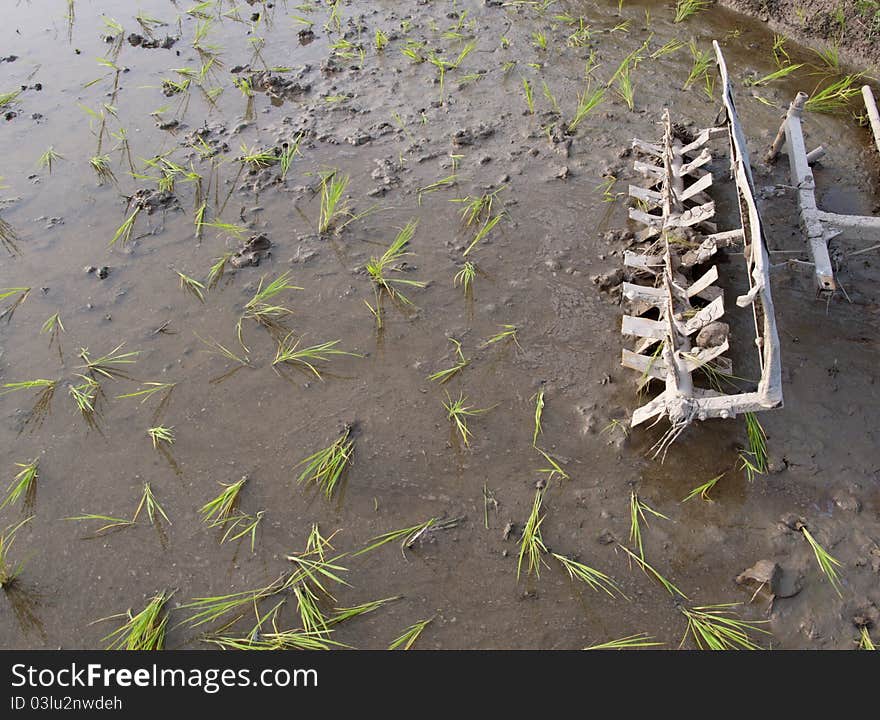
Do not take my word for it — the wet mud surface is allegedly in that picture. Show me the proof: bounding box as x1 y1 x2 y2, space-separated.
0 0 878 649
720 0 880 68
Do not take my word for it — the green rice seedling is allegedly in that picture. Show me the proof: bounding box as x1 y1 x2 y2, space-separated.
318 169 349 234
416 175 458 205
110 128 134 173
91 155 116 184
365 219 425 305
813 44 840 69
374 29 389 51
0 287 30 322
617 543 686 598
363 295 383 330
198 220 248 240
746 63 804 87
237 271 303 349
206 252 234 289
564 18 592 47
109 205 141 247
37 147 63 174
220 511 264 552
1 379 56 427
179 580 280 629
616 66 635 110
161 76 191 96
2 460 38 511
136 11 165 38
532 31 547 50
535 447 570 482
0 90 22 109
859 627 875 650
284 550 350 596
354 518 441 557
463 213 504 256
0 518 31 588
678 603 768 650
401 41 425 64
772 34 790 66
444 391 491 448
0 216 19 256
305 524 339 561
389 617 433 650
804 75 862 113
453 262 477 296
738 412 767 481
427 338 469 384
117 382 175 405
683 40 713 92
681 473 724 503
147 426 174 449
568 86 605 132
273 334 361 379
585 633 663 649
69 375 100 422
40 312 64 344
540 80 561 114
295 428 353 500
292 583 330 636
206 628 338 651
280 133 303 180
522 76 535 114
238 144 278 170
532 389 545 446
518 487 548 579
132 482 171 527
651 38 685 59
196 334 252 368
481 324 521 350
600 419 629 438
328 596 401 626
65 514 133 534
79 344 138 379
100 591 172 650
176 270 206 303
630 492 669 560
553 553 622 597
674 0 710 22
799 524 843 597
200 476 247 527
0 379 55 396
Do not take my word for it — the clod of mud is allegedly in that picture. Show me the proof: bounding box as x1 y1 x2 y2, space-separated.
243 68 312 101
832 492 861 513
231 233 271 268
852 603 878 629
696 322 730 349
736 559 802 599
127 33 177 50
592 268 624 292
779 514 806 532
183 123 229 158
131 188 178 215
452 123 494 147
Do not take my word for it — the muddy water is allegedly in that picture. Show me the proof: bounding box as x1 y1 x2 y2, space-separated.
0 0 878 650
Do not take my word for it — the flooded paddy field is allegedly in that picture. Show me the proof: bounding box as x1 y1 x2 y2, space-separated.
0 0 878 650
